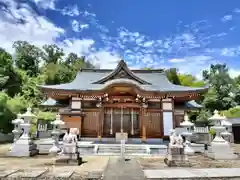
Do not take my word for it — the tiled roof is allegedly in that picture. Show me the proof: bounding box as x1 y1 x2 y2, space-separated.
39 60 208 93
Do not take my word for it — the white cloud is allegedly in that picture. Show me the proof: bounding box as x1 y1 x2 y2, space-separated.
0 1 64 53
87 51 120 69
168 56 214 77
0 1 119 69
169 58 187 63
1 1 238 76
61 5 80 17
33 0 56 10
71 20 89 32
61 5 79 16
221 15 233 22
58 38 95 57
229 69 240 78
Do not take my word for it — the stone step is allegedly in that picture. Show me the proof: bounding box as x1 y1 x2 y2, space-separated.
125 149 146 153
97 147 121 154
125 146 146 150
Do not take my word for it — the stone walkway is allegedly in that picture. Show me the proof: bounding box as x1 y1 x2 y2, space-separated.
103 157 146 180
1 166 240 179
144 168 240 179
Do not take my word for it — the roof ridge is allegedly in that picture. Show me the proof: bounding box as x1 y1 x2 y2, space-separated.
79 68 164 73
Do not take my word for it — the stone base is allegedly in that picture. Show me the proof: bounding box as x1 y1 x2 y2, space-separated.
207 141 238 160
164 147 191 167
115 132 128 142
55 153 83 166
8 139 38 157
184 145 195 155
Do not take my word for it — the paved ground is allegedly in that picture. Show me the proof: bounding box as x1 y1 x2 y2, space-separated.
1 143 240 179
0 156 109 176
138 154 240 169
144 168 240 179
103 157 145 180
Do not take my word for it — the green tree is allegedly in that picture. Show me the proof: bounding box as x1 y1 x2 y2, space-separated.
178 74 205 87
13 41 41 77
41 44 64 64
221 107 240 118
202 64 235 112
166 68 181 85
0 48 22 97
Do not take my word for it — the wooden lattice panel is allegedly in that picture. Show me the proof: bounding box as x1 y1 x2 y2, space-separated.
82 111 99 137
145 112 162 138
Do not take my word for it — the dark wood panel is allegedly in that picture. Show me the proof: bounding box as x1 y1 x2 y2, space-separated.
175 115 184 128
145 112 162 138
61 115 81 129
103 114 113 137
82 111 98 137
103 108 140 137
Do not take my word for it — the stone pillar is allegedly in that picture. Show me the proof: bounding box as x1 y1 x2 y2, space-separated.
162 98 174 137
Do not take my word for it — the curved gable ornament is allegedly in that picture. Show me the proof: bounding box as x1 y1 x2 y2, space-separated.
101 78 145 92
93 60 151 85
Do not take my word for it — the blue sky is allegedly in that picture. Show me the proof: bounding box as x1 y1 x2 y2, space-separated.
1 0 240 78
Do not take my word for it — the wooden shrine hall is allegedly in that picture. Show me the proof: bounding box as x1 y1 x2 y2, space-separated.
39 60 208 141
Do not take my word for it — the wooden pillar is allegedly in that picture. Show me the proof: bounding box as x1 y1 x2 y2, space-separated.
79 117 82 138
98 106 104 140
141 107 147 142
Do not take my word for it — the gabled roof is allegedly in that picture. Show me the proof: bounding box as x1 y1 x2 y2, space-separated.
39 60 208 93
93 60 150 84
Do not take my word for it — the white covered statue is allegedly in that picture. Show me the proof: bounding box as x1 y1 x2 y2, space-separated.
61 128 78 154
177 134 183 146
169 129 183 148
169 129 177 146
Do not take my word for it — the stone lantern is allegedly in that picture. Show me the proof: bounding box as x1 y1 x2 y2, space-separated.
12 114 24 143
8 108 38 157
180 113 194 155
49 114 65 155
207 110 237 160
9 114 24 152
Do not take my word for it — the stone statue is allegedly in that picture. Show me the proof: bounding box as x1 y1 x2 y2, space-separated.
61 128 78 155
176 134 183 146
164 129 190 167
56 128 82 165
169 129 177 146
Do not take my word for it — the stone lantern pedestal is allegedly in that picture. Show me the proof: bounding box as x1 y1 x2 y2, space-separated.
207 110 237 160
8 108 38 157
180 114 194 155
49 114 65 156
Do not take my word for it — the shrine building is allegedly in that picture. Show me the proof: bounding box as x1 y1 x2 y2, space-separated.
39 60 208 141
